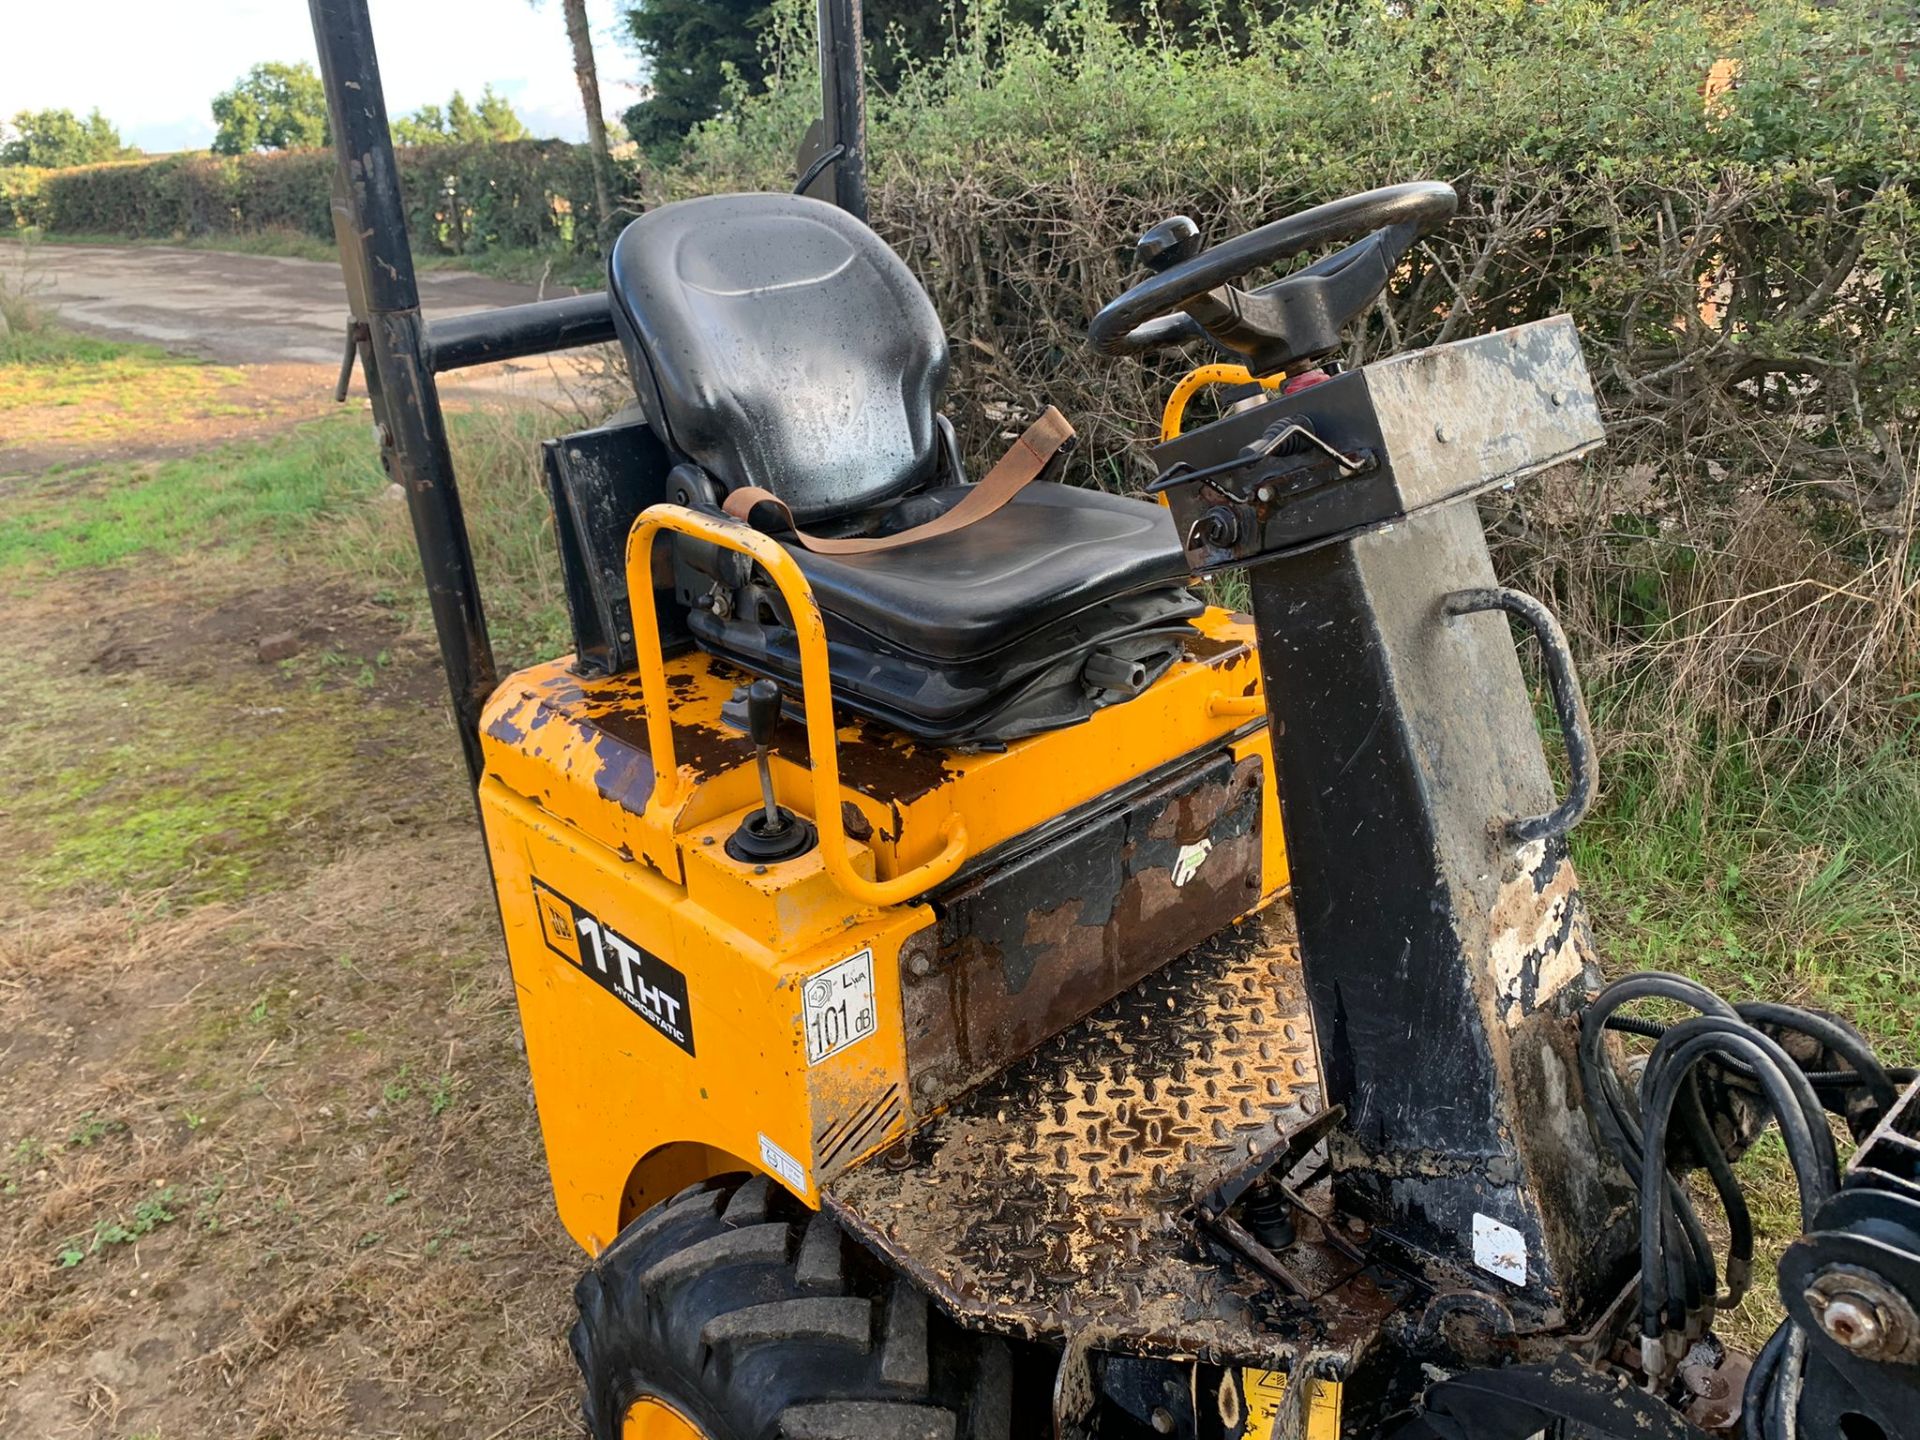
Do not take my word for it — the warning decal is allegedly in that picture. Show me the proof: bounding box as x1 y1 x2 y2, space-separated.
1241 1368 1342 1440
802 949 877 1065
533 879 695 1055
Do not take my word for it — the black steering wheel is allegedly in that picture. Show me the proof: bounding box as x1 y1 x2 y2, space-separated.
1087 181 1458 376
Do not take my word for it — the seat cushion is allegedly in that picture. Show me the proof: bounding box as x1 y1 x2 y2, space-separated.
607 193 950 524
787 482 1192 663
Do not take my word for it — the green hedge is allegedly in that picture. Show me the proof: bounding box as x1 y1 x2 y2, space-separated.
661 0 1917 743
3 140 623 255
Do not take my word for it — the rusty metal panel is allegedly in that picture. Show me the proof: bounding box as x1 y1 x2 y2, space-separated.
829 911 1408 1366
905 750 1265 1109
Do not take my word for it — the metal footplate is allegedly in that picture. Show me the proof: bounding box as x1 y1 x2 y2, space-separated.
825 909 1408 1369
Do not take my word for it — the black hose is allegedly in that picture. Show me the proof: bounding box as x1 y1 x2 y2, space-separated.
1606 1011 1749 1292
1636 1019 1838 1341
1580 974 1742 1321
1742 1322 1788 1440
1737 1000 1900 1116
1603 1013 1915 1092
1584 973 1901 1433
792 143 846 197
1676 1072 1754 1303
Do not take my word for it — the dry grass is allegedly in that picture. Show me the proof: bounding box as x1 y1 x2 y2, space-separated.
0 559 576 1438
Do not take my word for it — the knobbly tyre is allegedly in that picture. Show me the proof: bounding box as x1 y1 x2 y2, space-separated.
307 0 1920 1435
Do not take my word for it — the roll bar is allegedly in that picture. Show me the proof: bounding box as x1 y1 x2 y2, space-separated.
307 0 868 784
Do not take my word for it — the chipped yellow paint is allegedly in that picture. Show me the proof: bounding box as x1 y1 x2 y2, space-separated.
479 549 1286 1250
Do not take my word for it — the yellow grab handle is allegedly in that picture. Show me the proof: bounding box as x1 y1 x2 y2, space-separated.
626 505 969 909
1160 364 1286 443
1206 691 1265 719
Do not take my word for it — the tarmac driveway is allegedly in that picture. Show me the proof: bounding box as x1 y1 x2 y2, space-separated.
5 241 572 366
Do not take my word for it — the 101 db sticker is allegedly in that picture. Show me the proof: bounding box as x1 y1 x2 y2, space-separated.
803 949 876 1064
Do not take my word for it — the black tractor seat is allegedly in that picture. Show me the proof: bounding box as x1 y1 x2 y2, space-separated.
607 192 1200 746
783 482 1189 663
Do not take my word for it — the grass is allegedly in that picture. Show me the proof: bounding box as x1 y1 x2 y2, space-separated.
0 413 383 573
1576 719 1920 1050
0 622 432 903
23 226 606 292
0 394 570 664
0 271 254 453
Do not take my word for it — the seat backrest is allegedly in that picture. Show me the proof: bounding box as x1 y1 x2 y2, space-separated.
608 193 950 524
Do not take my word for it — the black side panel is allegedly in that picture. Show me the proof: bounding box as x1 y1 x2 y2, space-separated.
542 415 688 675
905 748 1265 1109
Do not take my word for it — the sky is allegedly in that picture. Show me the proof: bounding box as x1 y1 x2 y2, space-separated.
0 0 644 154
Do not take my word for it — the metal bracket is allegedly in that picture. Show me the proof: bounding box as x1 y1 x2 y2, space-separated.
1192 1107 1358 1300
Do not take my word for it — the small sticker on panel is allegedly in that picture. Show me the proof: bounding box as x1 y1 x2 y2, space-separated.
1472 1212 1528 1286
1172 839 1213 887
758 1132 809 1195
802 948 877 1065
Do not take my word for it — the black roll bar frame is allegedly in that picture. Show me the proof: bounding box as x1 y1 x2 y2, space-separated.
307 0 867 783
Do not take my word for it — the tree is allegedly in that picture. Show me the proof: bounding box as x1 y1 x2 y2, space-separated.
556 0 618 242
621 0 1040 156
392 85 532 146
622 0 770 159
526 0 618 240
0 108 130 168
210 62 330 155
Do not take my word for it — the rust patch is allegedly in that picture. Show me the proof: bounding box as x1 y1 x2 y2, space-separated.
1183 628 1253 665
560 689 955 805
828 909 1404 1365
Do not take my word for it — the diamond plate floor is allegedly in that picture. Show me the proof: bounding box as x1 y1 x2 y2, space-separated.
828 906 1399 1364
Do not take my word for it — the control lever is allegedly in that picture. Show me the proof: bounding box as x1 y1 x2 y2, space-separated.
746 679 787 836
723 679 818 864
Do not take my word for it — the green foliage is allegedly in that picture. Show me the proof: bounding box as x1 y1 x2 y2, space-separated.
19 140 621 256
621 0 1294 156
0 413 384 577
56 1187 181 1268
210 61 331 155
0 165 44 227
0 108 129 167
1576 720 1920 1055
393 85 532 147
623 0 772 157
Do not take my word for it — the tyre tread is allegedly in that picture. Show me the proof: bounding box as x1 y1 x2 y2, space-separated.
570 1174 1010 1440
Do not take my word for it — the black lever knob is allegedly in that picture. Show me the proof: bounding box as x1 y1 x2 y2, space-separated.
1136 215 1202 274
745 679 782 750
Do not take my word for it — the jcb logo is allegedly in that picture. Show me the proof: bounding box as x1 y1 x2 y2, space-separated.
533 880 696 1055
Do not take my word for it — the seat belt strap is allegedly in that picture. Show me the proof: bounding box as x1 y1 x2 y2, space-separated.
721 406 1075 557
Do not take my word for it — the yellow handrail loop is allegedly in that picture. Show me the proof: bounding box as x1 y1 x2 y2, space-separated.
625 504 969 909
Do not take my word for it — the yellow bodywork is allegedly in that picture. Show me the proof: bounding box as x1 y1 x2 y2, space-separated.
477 503 1285 1255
